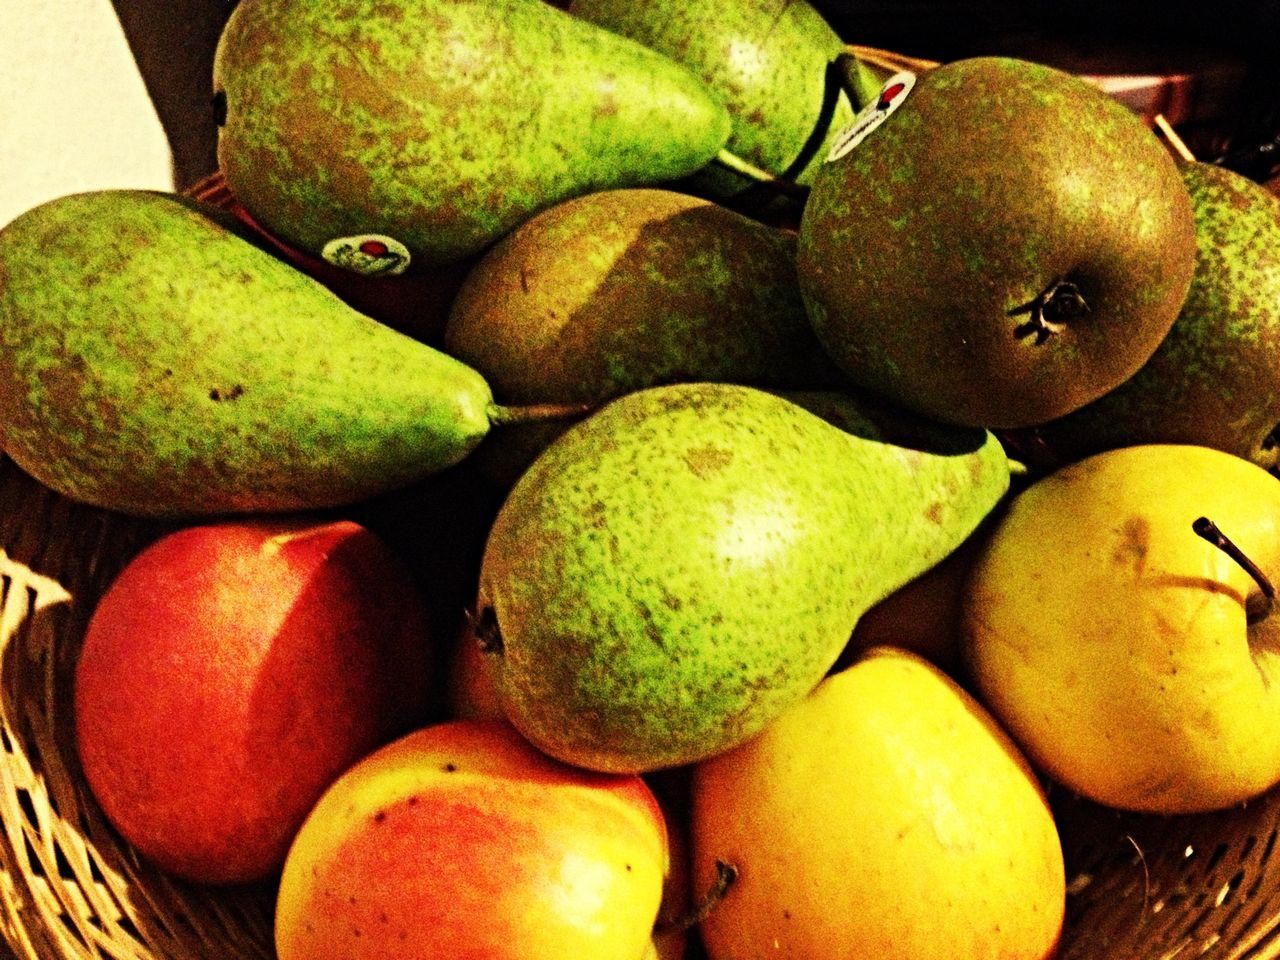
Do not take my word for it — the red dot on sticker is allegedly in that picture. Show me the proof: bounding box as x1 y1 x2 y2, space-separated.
877 83 906 110
359 239 389 257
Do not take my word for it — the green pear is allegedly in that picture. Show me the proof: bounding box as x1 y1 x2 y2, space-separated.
474 382 1011 772
797 56 1198 429
444 187 843 485
567 0 880 205
1000 162 1280 473
0 189 526 518
213 0 733 268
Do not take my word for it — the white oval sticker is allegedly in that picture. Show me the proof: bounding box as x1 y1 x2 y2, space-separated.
320 233 412 276
826 71 918 163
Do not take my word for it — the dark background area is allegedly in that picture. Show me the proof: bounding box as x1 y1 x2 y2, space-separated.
114 0 1280 191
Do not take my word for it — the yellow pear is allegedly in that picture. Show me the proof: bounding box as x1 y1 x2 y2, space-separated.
690 646 1065 960
963 443 1280 814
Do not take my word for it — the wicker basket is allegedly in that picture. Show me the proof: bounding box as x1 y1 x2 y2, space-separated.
3 48 1280 960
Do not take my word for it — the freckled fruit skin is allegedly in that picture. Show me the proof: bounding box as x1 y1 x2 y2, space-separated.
445 188 840 405
0 190 493 517
274 719 668 960
1004 162 1280 472
73 518 433 885
478 382 1010 772
567 0 880 199
444 187 844 486
963 444 1280 813
691 647 1065 960
214 0 732 266
797 56 1197 429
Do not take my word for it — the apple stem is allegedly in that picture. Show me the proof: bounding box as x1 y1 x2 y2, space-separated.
1193 516 1276 619
655 859 739 935
713 149 808 200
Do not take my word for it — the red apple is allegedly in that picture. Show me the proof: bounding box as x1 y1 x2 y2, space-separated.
274 718 669 960
74 517 434 884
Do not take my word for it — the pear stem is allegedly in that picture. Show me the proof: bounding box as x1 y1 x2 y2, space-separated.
654 859 739 935
832 51 871 109
712 149 808 200
1155 113 1197 163
1193 516 1275 620
486 401 595 428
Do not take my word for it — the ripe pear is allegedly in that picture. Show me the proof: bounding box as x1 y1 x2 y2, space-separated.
0 189 514 517
691 647 1065 960
798 56 1198 429
444 187 843 484
213 0 733 268
1001 162 1280 472
567 0 881 204
475 382 1011 772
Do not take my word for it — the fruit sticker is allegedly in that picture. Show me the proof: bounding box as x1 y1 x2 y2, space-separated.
320 233 411 276
826 71 917 163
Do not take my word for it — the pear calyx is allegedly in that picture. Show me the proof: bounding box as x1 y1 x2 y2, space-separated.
1009 278 1091 346
469 605 504 656
1193 516 1276 622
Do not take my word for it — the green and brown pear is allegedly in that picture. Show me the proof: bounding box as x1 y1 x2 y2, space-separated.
444 187 843 484
797 56 1198 429
475 382 1011 773
0 190 501 518
1001 161 1280 473
214 0 733 268
567 0 881 204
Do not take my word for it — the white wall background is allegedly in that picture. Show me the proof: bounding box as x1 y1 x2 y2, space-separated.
0 0 175 229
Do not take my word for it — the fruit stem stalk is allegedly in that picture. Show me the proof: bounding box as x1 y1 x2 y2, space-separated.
655 859 738 935
487 401 595 428
713 149 808 200
1193 516 1275 619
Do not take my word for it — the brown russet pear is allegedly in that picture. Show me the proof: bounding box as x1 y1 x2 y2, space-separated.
797 56 1198 429
444 187 842 484
1001 161 1280 473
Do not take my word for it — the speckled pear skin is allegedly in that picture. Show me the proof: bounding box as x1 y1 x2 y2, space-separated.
568 0 879 200
797 56 1198 430
0 190 494 518
213 0 733 268
1003 163 1280 474
446 189 842 403
476 383 1010 772
446 187 844 487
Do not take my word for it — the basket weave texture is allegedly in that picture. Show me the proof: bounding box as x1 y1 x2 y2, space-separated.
3 48 1280 960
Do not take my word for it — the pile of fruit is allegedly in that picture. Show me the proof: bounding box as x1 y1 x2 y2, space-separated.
2 0 1279 957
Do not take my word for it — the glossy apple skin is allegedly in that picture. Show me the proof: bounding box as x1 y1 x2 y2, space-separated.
692 647 1064 960
275 718 668 960
74 518 433 884
963 443 1280 813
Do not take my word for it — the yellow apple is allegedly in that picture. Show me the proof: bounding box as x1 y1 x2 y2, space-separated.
275 718 668 960
963 443 1280 813
690 646 1065 960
